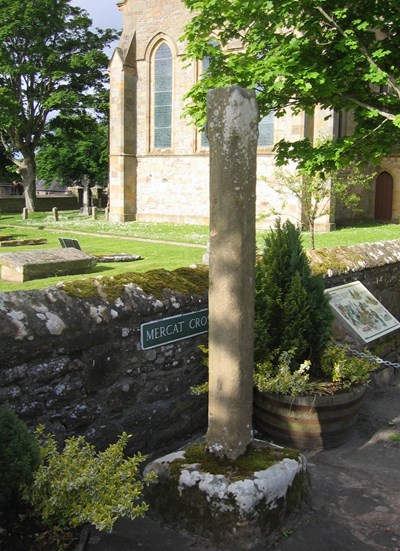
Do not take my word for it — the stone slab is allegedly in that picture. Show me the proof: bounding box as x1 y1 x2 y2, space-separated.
0 238 47 247
0 248 97 282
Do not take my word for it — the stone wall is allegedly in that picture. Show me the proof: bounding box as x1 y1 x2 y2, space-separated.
1 240 400 455
0 275 208 455
0 195 78 213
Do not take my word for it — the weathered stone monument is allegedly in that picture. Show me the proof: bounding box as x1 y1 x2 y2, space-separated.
144 87 309 548
80 174 90 215
206 86 257 460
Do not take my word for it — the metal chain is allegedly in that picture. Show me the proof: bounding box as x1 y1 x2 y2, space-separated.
336 343 400 369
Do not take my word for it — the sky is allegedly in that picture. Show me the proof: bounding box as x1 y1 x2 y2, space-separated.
71 0 123 52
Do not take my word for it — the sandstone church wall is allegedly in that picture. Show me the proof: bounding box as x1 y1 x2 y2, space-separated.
110 0 333 229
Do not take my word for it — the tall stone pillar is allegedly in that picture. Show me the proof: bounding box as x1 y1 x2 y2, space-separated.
206 86 259 460
108 41 137 222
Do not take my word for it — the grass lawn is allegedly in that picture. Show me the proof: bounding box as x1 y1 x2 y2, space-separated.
0 211 400 292
0 220 205 293
0 211 209 245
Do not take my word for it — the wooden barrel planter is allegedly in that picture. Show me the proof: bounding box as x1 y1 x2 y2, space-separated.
254 385 366 450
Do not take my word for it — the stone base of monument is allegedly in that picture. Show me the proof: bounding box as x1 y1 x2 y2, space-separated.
144 438 310 550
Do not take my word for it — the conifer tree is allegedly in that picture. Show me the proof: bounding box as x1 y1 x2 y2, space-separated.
255 219 333 372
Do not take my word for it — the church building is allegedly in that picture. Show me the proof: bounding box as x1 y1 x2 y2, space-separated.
108 0 400 228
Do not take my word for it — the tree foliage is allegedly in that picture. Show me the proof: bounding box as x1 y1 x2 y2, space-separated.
182 0 400 172
0 144 15 181
0 0 117 210
36 114 109 187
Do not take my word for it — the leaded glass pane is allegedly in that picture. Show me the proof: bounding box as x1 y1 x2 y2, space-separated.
155 128 171 148
200 56 210 148
154 43 172 149
201 130 209 148
258 111 274 147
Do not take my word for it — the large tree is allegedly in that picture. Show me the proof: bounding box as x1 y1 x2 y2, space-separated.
0 0 117 211
182 0 400 173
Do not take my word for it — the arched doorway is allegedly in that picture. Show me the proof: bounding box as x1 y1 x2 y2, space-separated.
374 171 393 221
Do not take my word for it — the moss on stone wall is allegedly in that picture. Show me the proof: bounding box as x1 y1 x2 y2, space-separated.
307 240 400 277
307 247 360 276
60 265 209 302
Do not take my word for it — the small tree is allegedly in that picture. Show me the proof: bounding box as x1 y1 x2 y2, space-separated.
270 162 375 249
255 219 333 371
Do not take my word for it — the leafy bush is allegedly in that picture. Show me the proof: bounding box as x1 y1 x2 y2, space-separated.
254 349 312 396
0 407 40 507
24 427 156 532
255 218 333 372
320 343 375 389
254 343 374 396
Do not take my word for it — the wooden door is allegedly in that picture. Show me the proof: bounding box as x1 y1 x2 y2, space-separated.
374 172 393 221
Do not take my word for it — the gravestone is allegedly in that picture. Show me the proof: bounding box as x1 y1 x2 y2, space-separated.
0 248 97 282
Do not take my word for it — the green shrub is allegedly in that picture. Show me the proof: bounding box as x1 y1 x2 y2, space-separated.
0 407 40 507
255 219 333 372
254 343 374 396
24 427 156 532
254 349 312 396
320 343 375 389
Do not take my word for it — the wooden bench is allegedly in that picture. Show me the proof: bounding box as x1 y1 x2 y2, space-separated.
0 248 97 282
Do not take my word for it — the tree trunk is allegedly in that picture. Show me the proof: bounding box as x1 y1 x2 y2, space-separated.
19 154 37 212
309 219 316 250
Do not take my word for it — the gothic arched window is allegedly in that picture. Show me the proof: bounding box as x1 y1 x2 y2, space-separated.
154 43 173 149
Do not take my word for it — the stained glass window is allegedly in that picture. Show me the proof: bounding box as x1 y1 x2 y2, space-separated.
154 43 172 149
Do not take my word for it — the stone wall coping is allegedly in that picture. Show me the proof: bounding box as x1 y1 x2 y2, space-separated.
307 239 400 277
0 276 208 366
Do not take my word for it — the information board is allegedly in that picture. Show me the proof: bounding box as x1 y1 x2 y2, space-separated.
325 281 400 343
